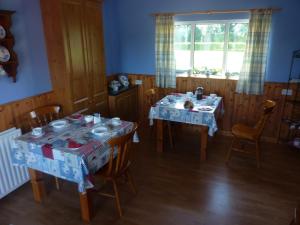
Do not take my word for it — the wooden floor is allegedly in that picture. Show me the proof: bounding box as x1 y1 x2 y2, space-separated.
1 125 300 225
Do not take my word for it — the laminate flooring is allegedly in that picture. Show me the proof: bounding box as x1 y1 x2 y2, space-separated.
0 126 299 225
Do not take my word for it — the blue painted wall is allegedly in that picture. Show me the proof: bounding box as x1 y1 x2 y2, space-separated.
106 0 300 82
1 0 299 105
0 0 52 104
103 0 121 76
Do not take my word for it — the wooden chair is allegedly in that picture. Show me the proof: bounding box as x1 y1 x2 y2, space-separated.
226 100 276 168
145 88 173 148
22 105 62 190
290 204 299 225
95 123 138 217
23 105 62 130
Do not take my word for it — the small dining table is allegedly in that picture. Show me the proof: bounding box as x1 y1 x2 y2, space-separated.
149 93 223 161
11 116 137 222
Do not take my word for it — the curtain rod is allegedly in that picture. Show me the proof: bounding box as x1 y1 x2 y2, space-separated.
151 7 281 16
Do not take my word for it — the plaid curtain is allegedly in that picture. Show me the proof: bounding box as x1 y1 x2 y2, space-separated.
155 15 176 88
236 9 272 95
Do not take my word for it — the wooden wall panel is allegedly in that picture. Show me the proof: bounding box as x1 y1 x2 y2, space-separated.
127 74 291 142
2 74 290 141
0 92 56 132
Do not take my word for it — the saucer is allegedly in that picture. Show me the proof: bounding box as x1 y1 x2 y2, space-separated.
198 106 213 111
31 131 45 138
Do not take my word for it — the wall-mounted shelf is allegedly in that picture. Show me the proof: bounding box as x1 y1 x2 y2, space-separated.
0 10 18 82
279 49 300 147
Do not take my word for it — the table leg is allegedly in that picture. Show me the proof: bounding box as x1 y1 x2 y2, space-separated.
79 190 93 223
156 120 163 153
28 168 46 203
200 126 208 161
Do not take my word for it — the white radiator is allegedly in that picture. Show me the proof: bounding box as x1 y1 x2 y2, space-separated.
0 128 29 199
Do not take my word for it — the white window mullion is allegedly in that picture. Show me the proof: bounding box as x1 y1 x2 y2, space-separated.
223 23 229 75
190 23 195 76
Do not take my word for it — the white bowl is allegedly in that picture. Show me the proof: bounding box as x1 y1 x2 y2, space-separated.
84 115 93 123
50 119 68 129
91 126 108 136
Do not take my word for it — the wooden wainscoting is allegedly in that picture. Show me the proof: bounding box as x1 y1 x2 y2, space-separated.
127 74 291 142
0 92 56 132
1 75 291 142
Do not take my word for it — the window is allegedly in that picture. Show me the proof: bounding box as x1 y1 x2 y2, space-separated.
174 20 249 79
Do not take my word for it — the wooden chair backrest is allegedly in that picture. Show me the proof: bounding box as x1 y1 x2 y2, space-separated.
145 88 158 108
254 100 276 137
23 105 62 130
290 205 299 225
106 123 138 178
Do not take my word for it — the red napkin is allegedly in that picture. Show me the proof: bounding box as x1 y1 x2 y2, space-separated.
42 144 54 159
170 93 181 96
70 114 82 119
67 138 83 148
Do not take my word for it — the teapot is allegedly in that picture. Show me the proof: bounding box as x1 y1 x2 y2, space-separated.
195 87 204 100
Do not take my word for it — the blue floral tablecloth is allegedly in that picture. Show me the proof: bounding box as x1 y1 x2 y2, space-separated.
11 118 137 193
149 93 223 136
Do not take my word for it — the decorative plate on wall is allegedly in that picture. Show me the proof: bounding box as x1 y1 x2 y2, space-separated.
0 45 10 62
0 25 6 39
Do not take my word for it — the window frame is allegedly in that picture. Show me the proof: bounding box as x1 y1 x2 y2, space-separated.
175 19 249 80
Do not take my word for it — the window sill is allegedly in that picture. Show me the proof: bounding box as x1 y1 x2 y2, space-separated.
176 73 239 81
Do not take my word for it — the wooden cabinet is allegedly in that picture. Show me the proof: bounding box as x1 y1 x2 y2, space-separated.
40 0 108 116
108 86 138 122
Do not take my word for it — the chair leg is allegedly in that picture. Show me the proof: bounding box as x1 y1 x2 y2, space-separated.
226 137 236 164
255 141 261 168
126 170 137 195
167 122 174 149
55 177 60 190
112 180 122 217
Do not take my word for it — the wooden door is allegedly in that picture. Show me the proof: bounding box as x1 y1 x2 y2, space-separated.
84 0 108 115
109 87 139 122
60 0 91 114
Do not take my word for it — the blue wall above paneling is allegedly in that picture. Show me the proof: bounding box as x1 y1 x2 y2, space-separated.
103 0 121 76
0 0 52 105
104 0 300 82
1 0 299 106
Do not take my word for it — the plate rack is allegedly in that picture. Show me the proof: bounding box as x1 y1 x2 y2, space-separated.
0 10 18 82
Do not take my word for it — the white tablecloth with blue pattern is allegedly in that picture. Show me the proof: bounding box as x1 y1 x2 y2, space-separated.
11 118 137 193
149 93 223 136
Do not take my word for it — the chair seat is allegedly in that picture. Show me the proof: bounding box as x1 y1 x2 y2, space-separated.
95 160 131 179
232 123 259 141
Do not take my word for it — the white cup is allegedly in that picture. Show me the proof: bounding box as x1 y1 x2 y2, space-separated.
186 91 193 97
210 93 217 98
32 127 43 136
93 113 101 124
84 115 94 123
206 96 214 106
112 117 121 126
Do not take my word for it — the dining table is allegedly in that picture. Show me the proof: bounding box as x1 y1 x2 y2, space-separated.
149 93 223 161
10 116 138 222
